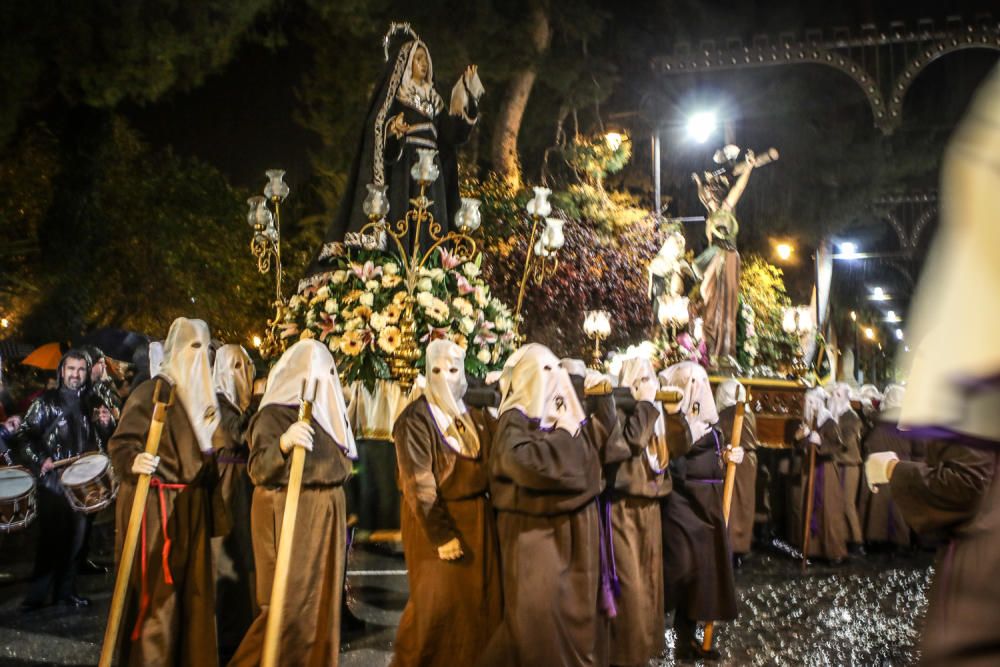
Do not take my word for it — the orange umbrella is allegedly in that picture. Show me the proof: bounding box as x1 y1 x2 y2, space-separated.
21 342 64 370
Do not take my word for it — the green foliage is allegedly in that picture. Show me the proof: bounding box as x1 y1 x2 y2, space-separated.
563 133 632 187
3 117 272 344
0 1 277 148
738 255 799 370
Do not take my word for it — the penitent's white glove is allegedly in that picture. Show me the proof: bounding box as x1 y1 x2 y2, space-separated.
279 421 315 455
634 377 658 404
725 446 745 465
807 431 822 447
583 370 611 391
865 451 899 492
132 453 160 476
795 424 811 441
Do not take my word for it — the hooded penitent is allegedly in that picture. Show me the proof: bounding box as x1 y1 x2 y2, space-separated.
803 387 834 430
660 361 718 443
497 343 586 436
423 339 479 457
881 384 905 413
620 355 668 472
259 339 357 459
158 318 219 454
212 344 254 414
828 382 854 419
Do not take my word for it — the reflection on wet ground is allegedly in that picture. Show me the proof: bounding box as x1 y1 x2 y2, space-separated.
0 526 932 666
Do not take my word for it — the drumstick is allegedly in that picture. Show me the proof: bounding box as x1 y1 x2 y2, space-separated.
99 380 174 667
262 379 318 667
52 455 82 470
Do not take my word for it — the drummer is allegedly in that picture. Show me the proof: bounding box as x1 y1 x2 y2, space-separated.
14 349 102 610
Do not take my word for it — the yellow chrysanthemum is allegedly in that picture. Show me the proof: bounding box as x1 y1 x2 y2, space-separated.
340 330 365 356
385 303 403 323
450 333 468 349
343 289 364 305
378 326 402 354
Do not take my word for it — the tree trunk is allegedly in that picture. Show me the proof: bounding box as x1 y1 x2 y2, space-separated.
491 2 551 189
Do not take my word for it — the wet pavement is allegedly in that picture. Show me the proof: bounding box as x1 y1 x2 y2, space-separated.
0 525 933 666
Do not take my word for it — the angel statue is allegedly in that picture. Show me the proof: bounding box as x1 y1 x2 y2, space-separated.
647 229 695 326
692 148 757 367
307 22 484 276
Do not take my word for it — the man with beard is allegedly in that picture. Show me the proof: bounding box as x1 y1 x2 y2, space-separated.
17 349 99 610
109 318 227 666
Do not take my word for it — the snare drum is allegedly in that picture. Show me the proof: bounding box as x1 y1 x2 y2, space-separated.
0 466 37 532
61 453 118 514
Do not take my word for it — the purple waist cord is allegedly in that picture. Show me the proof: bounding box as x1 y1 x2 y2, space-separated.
598 497 620 618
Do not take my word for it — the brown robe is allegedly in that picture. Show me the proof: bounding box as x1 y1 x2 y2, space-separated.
857 418 912 547
390 398 502 667
665 426 738 622
229 404 353 667
108 378 229 667
889 439 996 666
479 404 614 667
717 404 758 555
608 402 669 666
789 419 849 561
213 396 257 656
834 409 865 544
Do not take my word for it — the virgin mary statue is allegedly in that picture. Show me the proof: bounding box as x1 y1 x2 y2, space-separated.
308 23 484 276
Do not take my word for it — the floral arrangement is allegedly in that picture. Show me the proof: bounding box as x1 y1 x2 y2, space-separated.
735 298 759 369
286 244 517 389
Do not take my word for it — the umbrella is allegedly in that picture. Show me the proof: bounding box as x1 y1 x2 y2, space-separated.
22 342 64 370
77 328 150 362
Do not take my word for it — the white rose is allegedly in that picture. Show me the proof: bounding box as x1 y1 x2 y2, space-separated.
365 280 380 291
384 262 399 276
429 267 446 283
463 262 480 278
360 292 375 307
452 297 473 317
345 317 363 332
417 277 433 292
324 298 338 314
370 312 388 331
495 316 512 332
416 291 433 307
316 286 330 300
460 316 475 334
332 270 348 284
305 309 317 325
477 348 491 364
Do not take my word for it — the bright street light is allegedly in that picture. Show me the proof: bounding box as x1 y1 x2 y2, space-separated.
604 132 624 151
864 327 876 340
895 328 904 340
837 241 859 259
686 111 717 143
850 311 857 322
775 242 794 261
871 286 888 301
886 310 900 323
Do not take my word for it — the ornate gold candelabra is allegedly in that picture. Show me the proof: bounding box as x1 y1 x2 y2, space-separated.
583 310 611 369
513 187 566 342
247 169 291 359
357 148 481 389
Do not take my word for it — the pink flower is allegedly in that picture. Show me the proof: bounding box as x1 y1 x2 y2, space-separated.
455 274 475 295
350 260 382 281
419 325 450 343
439 247 463 270
318 313 338 342
474 317 498 345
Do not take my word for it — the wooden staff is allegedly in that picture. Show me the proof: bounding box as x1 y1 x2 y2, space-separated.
702 389 748 653
262 379 318 667
99 379 174 667
800 419 818 573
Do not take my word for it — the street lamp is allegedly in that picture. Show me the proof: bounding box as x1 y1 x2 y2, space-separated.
871 286 888 301
604 131 624 151
775 242 794 262
864 327 876 340
686 111 717 144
